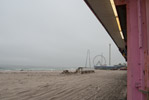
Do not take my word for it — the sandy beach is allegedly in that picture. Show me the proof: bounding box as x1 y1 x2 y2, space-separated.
0 70 127 100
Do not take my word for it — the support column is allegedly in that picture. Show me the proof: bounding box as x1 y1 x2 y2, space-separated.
127 0 146 100
145 0 149 99
127 0 149 99
146 0 149 51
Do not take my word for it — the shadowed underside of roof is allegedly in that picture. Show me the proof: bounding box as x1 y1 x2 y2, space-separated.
84 0 126 50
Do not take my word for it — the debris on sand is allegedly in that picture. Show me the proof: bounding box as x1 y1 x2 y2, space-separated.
61 67 95 74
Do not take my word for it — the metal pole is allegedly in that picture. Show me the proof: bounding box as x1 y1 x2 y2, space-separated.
85 49 91 68
109 44 111 66
85 50 88 67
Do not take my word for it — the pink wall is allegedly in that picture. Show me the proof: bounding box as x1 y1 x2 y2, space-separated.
146 0 149 51
127 0 149 100
127 0 143 99
145 0 149 96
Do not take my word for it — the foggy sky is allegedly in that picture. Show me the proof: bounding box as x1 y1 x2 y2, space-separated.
0 0 126 67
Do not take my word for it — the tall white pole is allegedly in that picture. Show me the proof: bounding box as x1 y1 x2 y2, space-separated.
85 49 91 68
109 44 111 66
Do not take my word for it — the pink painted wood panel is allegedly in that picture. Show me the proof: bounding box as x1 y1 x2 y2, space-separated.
127 0 146 100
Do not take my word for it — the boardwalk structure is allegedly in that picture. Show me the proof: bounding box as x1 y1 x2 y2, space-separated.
84 0 149 100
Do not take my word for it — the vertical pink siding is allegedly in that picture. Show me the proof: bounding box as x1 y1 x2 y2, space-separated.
127 0 149 100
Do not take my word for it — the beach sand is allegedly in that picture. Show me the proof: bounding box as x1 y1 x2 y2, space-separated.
0 70 127 100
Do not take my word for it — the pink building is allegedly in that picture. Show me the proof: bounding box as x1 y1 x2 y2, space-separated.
85 0 149 100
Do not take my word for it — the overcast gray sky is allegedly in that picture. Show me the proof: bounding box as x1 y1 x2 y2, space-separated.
0 0 126 68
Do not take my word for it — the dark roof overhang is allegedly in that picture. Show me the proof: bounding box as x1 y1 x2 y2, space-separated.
84 0 127 60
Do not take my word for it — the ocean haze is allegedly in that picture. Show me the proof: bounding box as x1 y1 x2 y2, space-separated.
0 0 126 68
